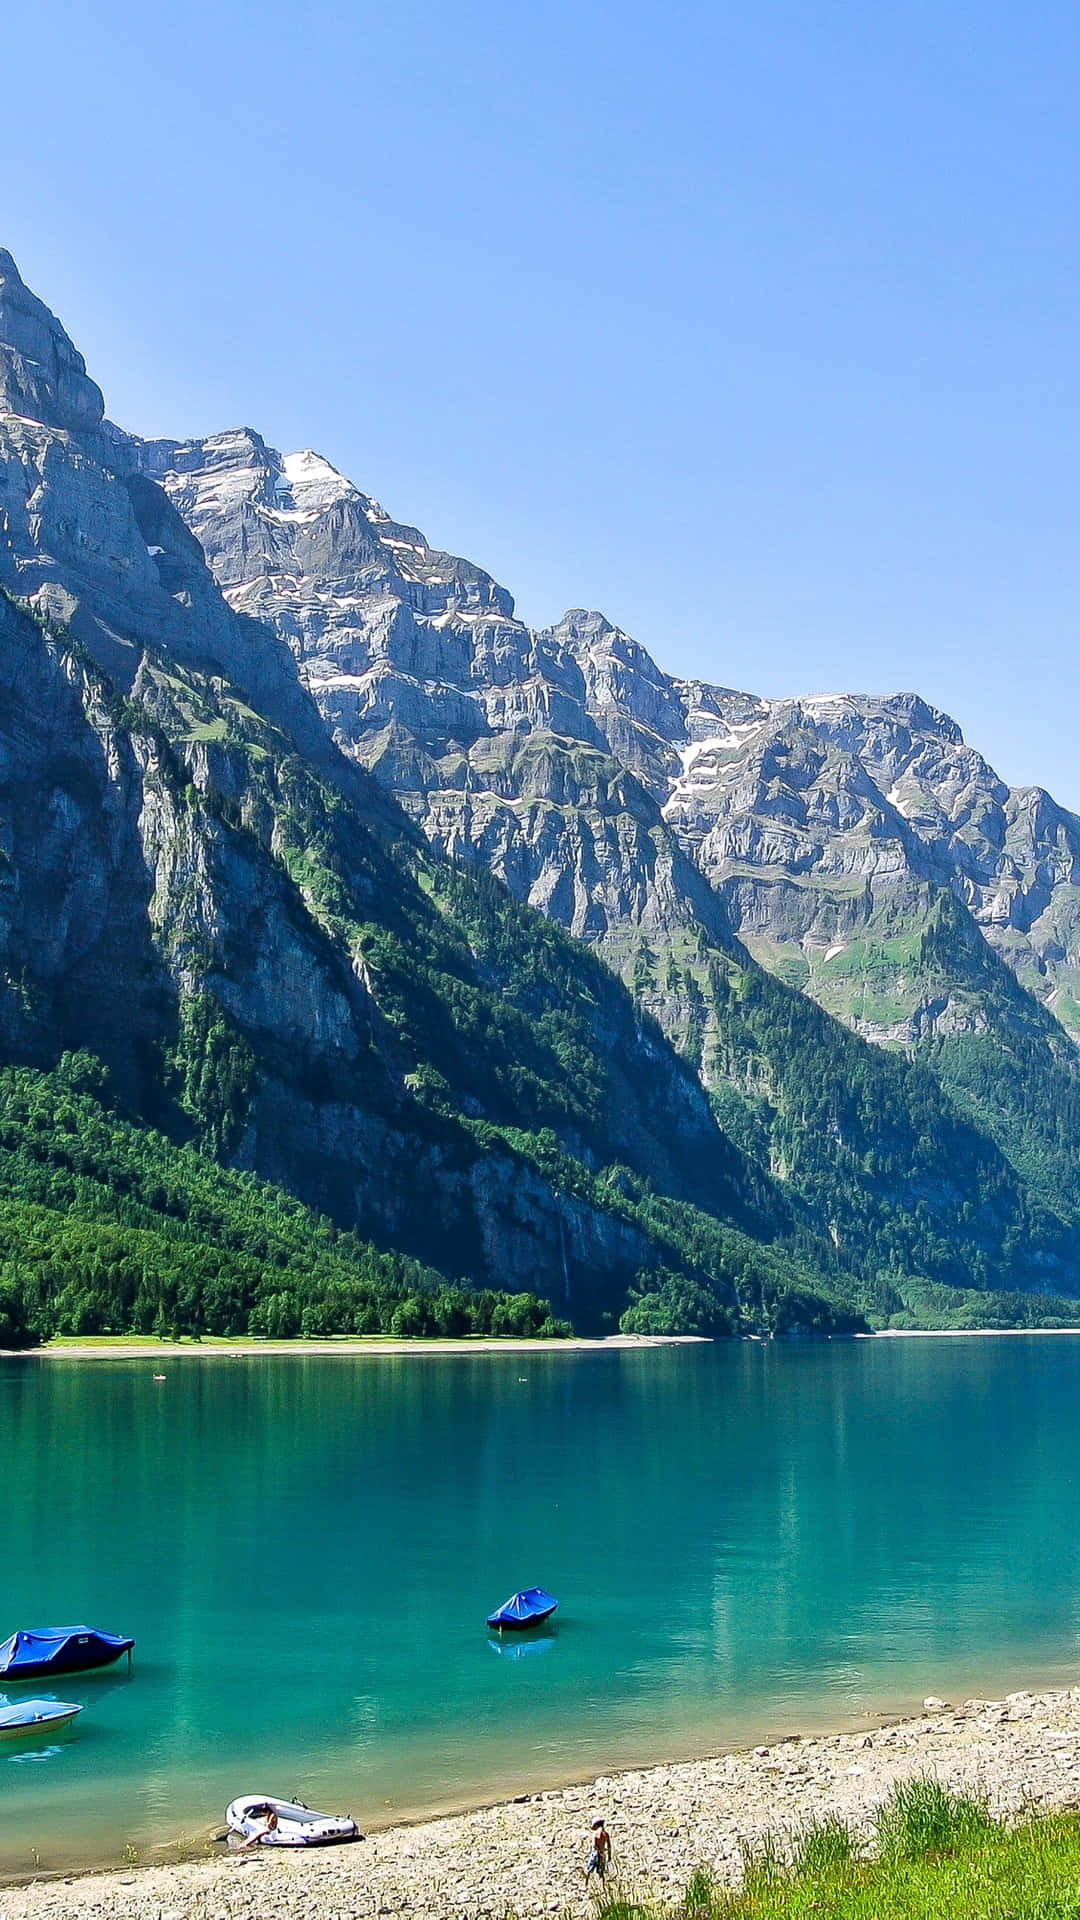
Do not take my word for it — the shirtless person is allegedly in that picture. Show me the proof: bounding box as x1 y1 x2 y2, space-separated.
585 1817 611 1883
241 1803 279 1847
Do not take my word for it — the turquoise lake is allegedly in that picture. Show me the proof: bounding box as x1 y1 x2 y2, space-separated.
3 1336 1080 1880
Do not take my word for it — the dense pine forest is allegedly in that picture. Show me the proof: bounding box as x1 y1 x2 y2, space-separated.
0 1056 571 1348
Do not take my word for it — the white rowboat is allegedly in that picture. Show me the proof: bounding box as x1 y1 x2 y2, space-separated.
225 1795 361 1847
0 1698 83 1741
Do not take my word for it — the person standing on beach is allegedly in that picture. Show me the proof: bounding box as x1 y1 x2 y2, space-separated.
585 1818 612 1883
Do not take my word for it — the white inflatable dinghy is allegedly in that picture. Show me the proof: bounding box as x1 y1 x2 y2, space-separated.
226 1794 361 1847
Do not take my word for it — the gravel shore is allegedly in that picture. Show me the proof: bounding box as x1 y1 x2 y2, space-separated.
0 1335 706 1363
5 1685 1080 1919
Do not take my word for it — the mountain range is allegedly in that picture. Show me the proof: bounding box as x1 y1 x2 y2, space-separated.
1 244 1078 1342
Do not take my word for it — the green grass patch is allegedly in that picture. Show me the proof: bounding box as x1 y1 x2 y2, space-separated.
607 1787 1080 1920
873 1775 995 1861
1051 989 1080 1041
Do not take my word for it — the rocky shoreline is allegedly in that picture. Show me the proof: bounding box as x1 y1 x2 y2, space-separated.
5 1685 1080 1918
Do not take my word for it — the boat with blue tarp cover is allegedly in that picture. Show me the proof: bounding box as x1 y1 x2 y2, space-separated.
0 1627 134 1681
485 1587 559 1629
0 1698 83 1741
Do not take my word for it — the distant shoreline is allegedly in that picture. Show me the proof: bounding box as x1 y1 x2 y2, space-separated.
0 1332 709 1361
5 1326 1080 1360
863 1325 1080 1338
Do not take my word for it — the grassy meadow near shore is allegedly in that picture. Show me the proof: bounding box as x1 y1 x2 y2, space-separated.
609 1790 1080 1920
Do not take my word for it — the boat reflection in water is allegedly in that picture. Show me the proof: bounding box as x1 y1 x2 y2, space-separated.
487 1634 556 1659
4 1742 66 1766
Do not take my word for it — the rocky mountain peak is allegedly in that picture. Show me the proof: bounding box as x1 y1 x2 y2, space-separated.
135 424 272 477
133 427 519 626
37 265 1067 1068
773 690 965 752
551 606 668 680
0 248 105 435
135 431 360 522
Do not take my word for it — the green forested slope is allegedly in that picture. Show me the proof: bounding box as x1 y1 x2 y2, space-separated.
201 673 1070 1301
912 892 1080 1228
1 593 1078 1340
0 1055 569 1347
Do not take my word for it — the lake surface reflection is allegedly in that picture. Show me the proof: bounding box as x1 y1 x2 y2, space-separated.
2 1336 1080 1877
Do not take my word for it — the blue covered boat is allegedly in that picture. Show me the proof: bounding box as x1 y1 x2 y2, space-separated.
0 1698 83 1742
485 1587 559 1630
0 1627 134 1681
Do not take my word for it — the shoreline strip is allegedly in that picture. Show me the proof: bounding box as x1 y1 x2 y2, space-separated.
8 1326 1080 1362
0 1334 708 1361
5 1682 1080 1916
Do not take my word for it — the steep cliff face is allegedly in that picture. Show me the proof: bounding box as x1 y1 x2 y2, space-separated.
0 569 774 1313
544 612 1080 1042
137 423 1080 1233
3 246 1078 1326
552 616 1080 1229
139 425 1080 1044
0 249 105 436
0 252 793 1322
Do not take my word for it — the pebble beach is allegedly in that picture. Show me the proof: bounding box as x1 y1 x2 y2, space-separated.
5 1684 1080 1919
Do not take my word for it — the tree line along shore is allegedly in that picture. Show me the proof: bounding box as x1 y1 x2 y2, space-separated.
7 1054 1080 1356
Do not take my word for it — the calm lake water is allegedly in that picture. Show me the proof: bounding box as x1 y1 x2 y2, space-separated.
3 1336 1080 1879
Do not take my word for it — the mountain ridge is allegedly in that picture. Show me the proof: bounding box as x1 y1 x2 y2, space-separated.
130 410 1080 1237
2 245 1079 1336
135 417 1080 1047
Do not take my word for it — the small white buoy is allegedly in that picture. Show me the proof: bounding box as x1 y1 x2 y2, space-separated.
152 1374 166 1382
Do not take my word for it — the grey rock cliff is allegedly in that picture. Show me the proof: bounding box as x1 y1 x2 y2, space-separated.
132 420 1080 1250
0 249 105 436
0 253 778 1314
139 427 1080 1050
2 244 1076 1313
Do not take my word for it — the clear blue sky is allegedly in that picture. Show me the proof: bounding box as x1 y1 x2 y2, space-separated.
5 0 1080 801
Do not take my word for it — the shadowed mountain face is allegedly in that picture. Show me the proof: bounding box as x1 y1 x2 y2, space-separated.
1 244 1078 1331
